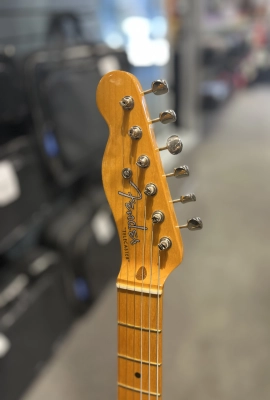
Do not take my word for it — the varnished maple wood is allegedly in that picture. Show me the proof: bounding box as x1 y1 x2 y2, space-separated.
118 289 163 399
96 71 183 292
96 70 184 400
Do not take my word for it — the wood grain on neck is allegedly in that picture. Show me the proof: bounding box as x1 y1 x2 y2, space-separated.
117 288 163 399
96 70 185 399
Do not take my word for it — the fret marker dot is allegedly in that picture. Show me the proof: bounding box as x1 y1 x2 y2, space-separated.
135 372 141 378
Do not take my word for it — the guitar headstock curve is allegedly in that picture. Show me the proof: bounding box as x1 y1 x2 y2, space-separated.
96 71 184 293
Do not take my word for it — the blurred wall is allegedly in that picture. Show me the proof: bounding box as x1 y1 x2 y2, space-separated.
177 0 202 132
0 0 100 55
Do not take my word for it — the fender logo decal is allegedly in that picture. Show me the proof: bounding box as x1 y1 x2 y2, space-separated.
118 180 147 247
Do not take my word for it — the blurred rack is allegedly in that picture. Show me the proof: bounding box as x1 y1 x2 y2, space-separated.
0 7 94 17
0 32 46 44
0 5 100 52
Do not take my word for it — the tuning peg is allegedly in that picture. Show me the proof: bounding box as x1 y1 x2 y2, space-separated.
172 194 196 204
178 217 203 231
151 110 176 125
143 80 169 96
159 135 183 155
152 211 165 224
165 165 189 179
158 237 172 251
136 155 150 168
120 96 134 110
128 125 142 140
144 183 158 197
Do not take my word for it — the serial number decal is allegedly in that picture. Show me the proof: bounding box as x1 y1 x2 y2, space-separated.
118 180 147 248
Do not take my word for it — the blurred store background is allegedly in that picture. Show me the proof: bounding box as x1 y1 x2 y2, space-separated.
0 0 270 399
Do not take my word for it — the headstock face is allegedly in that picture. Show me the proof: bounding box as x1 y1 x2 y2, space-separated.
96 71 183 293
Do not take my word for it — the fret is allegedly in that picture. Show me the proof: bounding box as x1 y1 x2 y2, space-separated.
118 321 162 333
118 326 162 361
118 357 161 392
118 288 163 330
118 288 163 399
118 383 161 397
118 353 162 366
118 386 161 400
116 282 163 295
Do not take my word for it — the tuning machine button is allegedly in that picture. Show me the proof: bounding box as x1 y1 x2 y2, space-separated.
172 194 196 204
136 155 150 169
158 237 172 251
178 217 203 231
120 96 134 110
159 135 183 155
143 80 169 96
165 166 189 179
144 183 157 197
152 211 165 224
128 126 142 140
151 110 176 125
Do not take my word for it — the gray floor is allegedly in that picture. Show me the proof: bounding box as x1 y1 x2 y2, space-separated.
23 87 270 400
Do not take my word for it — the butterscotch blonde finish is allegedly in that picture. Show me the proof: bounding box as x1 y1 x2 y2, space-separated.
96 71 183 290
96 71 184 399
117 289 163 399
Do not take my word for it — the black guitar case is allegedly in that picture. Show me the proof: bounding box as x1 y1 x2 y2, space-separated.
0 137 55 254
0 246 73 400
42 184 120 307
24 12 130 188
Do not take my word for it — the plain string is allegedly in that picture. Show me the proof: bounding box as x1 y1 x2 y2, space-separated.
140 199 147 400
132 165 140 400
121 118 129 394
156 251 161 399
148 223 154 399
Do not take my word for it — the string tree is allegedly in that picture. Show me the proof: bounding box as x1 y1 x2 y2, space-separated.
122 168 133 180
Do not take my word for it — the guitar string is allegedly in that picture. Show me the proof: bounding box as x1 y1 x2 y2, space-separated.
148 223 154 399
122 118 128 395
156 251 161 399
121 111 134 394
140 198 147 400
132 159 139 399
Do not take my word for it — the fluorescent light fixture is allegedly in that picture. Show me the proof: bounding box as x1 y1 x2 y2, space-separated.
104 32 124 49
122 17 170 67
150 16 168 38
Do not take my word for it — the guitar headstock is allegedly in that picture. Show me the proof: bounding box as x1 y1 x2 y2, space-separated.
96 71 202 294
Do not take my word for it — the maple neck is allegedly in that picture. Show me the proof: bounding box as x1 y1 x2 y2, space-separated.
96 70 203 399
117 288 163 399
